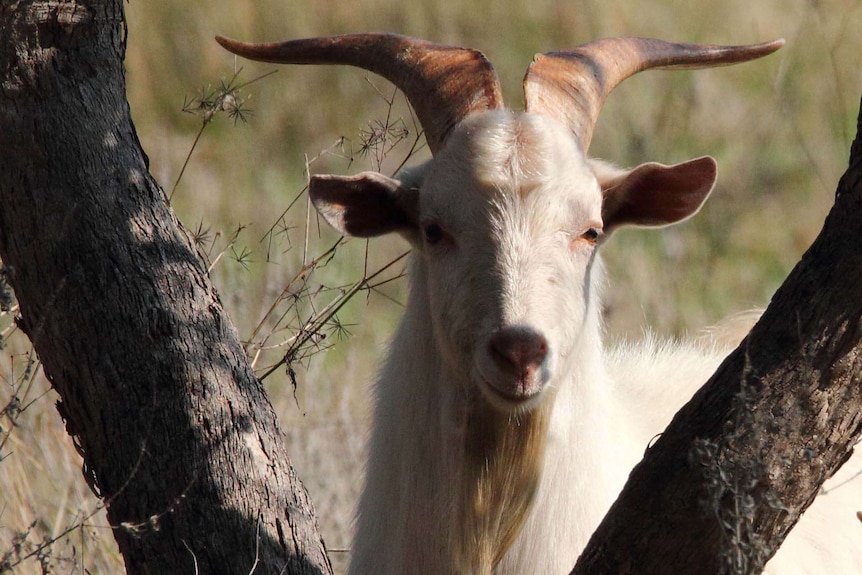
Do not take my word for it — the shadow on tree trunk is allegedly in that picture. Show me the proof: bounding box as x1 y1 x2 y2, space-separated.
0 2 332 573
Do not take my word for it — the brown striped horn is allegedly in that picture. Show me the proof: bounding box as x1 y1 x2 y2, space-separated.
216 33 504 155
523 37 784 152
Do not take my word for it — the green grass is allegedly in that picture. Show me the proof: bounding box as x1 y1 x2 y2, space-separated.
2 0 862 572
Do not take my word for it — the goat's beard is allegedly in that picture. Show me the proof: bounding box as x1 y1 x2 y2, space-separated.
452 388 554 572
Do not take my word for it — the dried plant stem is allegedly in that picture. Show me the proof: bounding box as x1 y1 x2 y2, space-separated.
258 250 410 382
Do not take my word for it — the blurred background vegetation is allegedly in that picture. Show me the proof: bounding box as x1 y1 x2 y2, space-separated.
2 0 861 572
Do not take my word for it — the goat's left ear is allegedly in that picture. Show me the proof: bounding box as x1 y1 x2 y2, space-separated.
597 156 717 234
310 172 419 238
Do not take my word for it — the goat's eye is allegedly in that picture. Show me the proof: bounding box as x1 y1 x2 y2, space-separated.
424 223 445 245
569 227 602 250
581 228 601 244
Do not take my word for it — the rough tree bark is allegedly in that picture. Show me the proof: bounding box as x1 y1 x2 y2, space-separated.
0 2 332 574
572 101 862 573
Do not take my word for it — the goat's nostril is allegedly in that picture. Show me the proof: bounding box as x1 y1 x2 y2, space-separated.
488 328 548 376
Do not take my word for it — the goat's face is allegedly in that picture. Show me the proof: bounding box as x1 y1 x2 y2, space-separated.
417 112 602 411
311 110 716 413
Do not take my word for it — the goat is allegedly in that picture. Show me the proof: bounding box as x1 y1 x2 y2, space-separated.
217 34 862 574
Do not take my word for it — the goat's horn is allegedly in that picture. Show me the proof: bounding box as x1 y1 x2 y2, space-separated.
523 37 784 152
216 33 504 155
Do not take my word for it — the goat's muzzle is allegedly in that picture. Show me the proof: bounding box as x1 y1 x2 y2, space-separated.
483 327 549 403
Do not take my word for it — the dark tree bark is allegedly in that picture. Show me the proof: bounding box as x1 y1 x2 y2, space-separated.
572 99 862 573
0 2 332 574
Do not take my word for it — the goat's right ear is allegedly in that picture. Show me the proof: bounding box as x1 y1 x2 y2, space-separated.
309 172 420 238
596 156 717 235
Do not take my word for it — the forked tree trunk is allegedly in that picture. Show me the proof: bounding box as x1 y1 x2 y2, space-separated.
0 2 332 574
572 101 862 573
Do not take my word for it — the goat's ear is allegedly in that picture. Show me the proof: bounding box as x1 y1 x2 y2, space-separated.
597 156 716 234
309 172 420 238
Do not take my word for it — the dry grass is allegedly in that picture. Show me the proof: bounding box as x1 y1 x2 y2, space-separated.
3 0 862 572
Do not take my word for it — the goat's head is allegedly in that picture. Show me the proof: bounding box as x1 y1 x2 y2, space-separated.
217 34 782 412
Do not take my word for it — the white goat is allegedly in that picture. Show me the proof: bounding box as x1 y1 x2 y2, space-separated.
217 34 862 574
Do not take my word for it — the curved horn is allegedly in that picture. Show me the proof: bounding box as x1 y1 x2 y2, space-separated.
523 37 784 152
216 33 504 155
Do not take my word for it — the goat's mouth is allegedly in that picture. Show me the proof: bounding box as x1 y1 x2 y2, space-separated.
474 360 550 412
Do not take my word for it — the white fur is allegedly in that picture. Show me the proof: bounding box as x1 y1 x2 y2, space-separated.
339 111 862 574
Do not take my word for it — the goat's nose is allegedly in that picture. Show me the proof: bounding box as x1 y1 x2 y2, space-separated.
488 327 548 378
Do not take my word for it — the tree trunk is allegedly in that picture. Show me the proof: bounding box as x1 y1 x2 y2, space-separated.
0 2 332 574
572 98 862 573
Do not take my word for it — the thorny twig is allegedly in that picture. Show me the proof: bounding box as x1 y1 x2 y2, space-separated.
247 78 423 389
257 249 410 383
172 69 278 201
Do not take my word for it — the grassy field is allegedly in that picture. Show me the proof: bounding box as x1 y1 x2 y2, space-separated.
2 0 861 572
